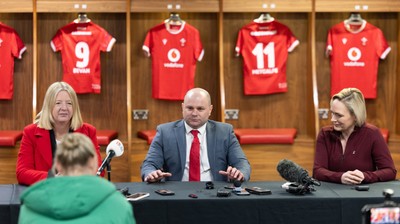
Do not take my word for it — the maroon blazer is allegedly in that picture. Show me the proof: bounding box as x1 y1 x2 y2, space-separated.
16 123 102 185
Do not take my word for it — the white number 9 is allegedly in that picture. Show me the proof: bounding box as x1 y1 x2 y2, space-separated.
75 42 90 68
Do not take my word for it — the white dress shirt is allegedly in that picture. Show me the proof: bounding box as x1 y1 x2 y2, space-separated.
182 122 212 181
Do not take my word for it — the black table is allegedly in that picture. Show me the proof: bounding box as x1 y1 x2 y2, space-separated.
2 181 400 224
0 184 22 224
115 181 400 224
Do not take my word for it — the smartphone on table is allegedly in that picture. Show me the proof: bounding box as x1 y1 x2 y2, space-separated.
155 189 175 196
126 192 150 201
245 187 272 195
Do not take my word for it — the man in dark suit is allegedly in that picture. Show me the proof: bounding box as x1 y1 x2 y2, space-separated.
141 88 251 182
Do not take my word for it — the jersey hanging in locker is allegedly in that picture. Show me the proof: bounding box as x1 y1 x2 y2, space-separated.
0 22 26 100
51 21 116 94
326 20 391 99
235 19 299 95
143 21 204 100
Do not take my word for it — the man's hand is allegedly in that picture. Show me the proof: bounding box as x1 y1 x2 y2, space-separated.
219 166 244 181
341 169 364 185
144 170 172 183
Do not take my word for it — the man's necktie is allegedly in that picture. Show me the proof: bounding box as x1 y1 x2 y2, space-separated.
189 130 200 181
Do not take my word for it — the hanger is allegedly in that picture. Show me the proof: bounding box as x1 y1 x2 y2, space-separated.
345 12 364 25
344 12 365 33
254 13 274 23
74 12 91 23
166 12 183 25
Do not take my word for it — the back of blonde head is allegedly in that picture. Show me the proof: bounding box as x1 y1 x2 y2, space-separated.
54 133 96 175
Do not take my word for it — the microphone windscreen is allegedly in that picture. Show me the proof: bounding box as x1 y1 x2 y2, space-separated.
106 139 124 157
276 159 304 183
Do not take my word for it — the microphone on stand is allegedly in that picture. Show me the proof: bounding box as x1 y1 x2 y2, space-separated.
276 159 321 195
276 159 321 186
97 139 124 176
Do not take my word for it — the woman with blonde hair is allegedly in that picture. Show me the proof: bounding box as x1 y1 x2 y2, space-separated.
19 133 135 224
313 88 396 184
17 82 102 185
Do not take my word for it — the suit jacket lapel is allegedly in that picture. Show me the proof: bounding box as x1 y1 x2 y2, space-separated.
34 127 53 168
206 121 216 177
175 121 187 176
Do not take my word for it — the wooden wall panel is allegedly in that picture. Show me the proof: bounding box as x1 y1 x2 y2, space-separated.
223 13 314 138
223 0 312 12
316 0 400 12
0 0 33 12
36 13 128 139
131 0 219 12
130 13 219 138
36 0 126 12
242 140 315 181
315 12 398 132
0 13 33 130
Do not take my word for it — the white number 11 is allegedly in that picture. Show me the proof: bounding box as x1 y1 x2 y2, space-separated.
252 42 275 69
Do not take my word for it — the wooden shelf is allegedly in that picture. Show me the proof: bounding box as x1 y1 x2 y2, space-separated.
131 0 219 12
316 0 400 12
36 0 126 12
0 0 33 12
223 0 312 12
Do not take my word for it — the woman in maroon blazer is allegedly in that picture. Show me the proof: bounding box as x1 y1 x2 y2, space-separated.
313 88 396 184
16 82 102 185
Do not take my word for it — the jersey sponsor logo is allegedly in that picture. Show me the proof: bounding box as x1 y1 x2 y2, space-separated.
278 82 287 89
344 47 365 67
92 84 100 90
167 48 180 62
162 38 167 45
164 48 184 68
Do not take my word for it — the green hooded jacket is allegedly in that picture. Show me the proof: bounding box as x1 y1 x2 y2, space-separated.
19 175 135 224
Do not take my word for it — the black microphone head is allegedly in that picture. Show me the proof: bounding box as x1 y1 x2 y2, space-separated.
276 159 308 184
233 180 242 188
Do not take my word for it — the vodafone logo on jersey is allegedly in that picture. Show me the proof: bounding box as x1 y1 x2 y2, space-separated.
168 48 180 62
164 48 184 68
344 47 365 67
347 47 361 61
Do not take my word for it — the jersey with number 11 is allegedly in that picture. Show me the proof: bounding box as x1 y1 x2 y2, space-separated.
51 21 116 94
236 20 299 95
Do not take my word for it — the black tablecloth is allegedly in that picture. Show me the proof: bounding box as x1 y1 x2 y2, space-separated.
115 181 400 224
2 181 400 224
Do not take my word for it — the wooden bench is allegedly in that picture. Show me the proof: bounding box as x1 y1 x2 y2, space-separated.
138 128 298 145
96 130 118 146
0 130 23 146
234 128 297 144
137 128 387 145
137 130 157 144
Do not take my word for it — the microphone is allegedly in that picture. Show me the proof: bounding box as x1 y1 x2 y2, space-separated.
233 180 242 192
276 159 321 186
96 139 124 176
